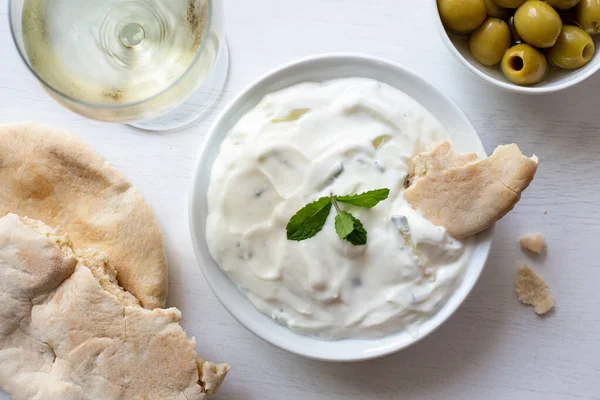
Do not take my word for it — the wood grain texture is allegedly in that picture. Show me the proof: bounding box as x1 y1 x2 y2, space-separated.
1 0 599 399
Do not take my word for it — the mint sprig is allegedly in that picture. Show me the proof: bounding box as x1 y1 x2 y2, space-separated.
285 188 388 245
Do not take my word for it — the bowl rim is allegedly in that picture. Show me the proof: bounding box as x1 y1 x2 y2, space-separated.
431 0 600 94
189 52 494 362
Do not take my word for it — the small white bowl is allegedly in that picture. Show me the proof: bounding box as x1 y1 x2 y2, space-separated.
432 0 600 94
189 53 493 361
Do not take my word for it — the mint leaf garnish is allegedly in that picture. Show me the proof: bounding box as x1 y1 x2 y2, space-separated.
286 188 388 245
335 211 355 239
335 189 390 208
286 197 332 241
332 196 367 245
344 214 367 245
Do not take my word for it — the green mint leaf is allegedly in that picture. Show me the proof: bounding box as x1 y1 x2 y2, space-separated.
286 197 332 241
335 188 390 208
335 211 355 239
345 214 367 245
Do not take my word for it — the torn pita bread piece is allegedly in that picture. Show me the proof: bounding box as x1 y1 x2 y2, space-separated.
520 233 546 254
0 213 228 400
0 122 167 309
405 142 538 239
515 265 554 315
411 141 479 181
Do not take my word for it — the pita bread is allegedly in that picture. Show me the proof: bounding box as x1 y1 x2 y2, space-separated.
516 265 554 315
0 122 167 309
405 142 538 239
0 213 228 400
411 141 479 181
520 233 546 254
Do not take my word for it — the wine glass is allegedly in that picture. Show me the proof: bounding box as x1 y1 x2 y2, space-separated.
9 0 229 130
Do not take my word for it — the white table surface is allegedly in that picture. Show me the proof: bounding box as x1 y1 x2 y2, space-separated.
2 1 600 399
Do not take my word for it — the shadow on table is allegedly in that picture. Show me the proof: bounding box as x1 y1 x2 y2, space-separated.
125 61 233 136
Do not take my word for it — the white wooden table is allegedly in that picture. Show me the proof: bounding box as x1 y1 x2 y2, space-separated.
2 1 600 399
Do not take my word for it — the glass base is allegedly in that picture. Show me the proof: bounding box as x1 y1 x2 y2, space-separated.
130 37 230 131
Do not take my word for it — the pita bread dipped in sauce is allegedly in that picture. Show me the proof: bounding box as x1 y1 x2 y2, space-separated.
405 142 538 238
206 78 475 340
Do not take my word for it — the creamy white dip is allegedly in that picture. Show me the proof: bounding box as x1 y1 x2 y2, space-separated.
206 78 473 340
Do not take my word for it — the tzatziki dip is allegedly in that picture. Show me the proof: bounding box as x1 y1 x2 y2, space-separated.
206 78 473 340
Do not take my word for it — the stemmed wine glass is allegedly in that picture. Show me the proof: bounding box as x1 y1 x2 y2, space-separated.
9 0 229 130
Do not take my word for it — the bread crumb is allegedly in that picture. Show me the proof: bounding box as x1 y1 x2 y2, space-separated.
520 233 546 254
516 265 554 315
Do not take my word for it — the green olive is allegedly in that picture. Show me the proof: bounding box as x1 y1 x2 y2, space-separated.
470 18 512 65
549 25 595 68
546 0 581 10
576 0 600 34
438 0 487 33
515 1 563 48
484 0 512 18
492 0 525 8
501 44 548 85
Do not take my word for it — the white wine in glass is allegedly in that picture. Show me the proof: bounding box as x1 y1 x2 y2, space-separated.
10 0 228 130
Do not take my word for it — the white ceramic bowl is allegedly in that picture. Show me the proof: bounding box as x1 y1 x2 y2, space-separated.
432 1 600 94
189 53 493 361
